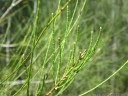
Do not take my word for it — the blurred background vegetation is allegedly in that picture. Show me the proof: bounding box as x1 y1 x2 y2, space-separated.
0 0 128 96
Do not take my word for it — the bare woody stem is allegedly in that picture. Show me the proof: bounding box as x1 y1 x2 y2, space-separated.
0 0 23 22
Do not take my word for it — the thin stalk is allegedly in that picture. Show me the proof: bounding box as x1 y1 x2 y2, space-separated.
79 60 128 96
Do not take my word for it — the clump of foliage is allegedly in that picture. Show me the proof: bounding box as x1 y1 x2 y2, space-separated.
0 0 128 96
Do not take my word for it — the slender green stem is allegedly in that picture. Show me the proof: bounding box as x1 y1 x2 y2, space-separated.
79 60 128 96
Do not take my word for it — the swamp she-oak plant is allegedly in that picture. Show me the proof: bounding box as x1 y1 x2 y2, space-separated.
0 0 128 96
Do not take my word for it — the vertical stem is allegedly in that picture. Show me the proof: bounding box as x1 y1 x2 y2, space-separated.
33 0 37 14
6 17 11 64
